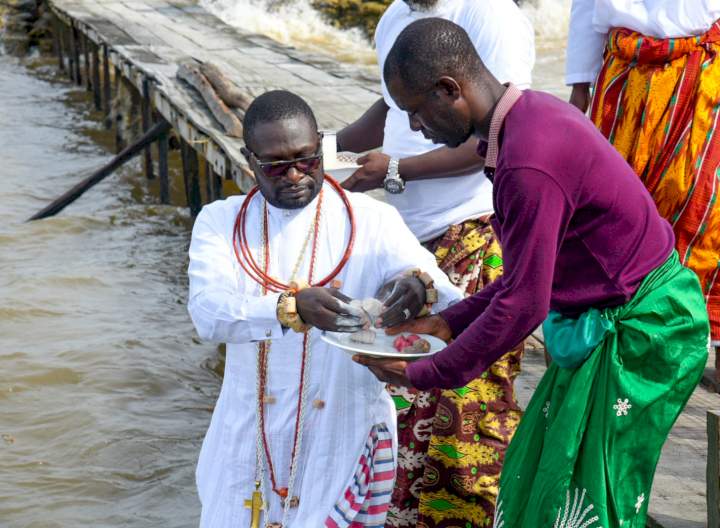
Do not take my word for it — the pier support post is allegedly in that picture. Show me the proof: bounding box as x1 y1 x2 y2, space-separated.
114 65 124 153
91 43 101 111
214 166 224 200
708 410 720 527
205 160 213 202
158 130 170 204
180 141 191 207
181 142 202 217
70 26 81 85
52 15 64 73
102 45 111 121
66 23 75 82
82 34 91 92
141 78 154 179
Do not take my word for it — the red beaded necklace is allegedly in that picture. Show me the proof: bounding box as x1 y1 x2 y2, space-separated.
234 176 355 504
233 175 356 293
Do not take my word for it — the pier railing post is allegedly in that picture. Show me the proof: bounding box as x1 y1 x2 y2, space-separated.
141 78 154 179
708 410 720 527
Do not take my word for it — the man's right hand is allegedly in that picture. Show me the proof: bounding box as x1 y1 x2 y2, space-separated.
295 287 367 333
384 315 453 344
569 83 591 114
342 151 390 192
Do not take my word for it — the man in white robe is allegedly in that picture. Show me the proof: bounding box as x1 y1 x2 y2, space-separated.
187 90 461 528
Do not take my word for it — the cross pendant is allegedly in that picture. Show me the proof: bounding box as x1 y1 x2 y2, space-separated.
244 482 265 528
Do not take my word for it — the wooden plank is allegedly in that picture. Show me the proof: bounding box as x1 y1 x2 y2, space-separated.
709 411 720 528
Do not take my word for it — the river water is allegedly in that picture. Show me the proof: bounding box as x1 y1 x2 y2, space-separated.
0 54 220 527
1 2 568 527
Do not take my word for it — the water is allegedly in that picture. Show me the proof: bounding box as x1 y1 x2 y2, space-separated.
0 54 220 527
201 0 572 98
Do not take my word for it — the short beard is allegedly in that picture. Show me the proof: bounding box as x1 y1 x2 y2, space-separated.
404 0 439 11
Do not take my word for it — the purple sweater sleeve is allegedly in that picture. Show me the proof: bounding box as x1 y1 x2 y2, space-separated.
407 168 573 389
440 278 504 338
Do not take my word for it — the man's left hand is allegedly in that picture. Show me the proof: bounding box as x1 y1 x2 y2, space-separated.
376 277 426 328
341 151 390 192
352 356 414 387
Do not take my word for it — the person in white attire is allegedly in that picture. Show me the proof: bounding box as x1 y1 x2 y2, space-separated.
335 1 534 526
187 90 461 528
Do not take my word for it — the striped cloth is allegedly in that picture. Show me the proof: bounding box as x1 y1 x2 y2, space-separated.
325 423 395 528
590 20 720 343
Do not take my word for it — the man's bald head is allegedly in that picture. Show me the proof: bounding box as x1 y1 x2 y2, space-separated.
382 18 503 148
383 17 488 96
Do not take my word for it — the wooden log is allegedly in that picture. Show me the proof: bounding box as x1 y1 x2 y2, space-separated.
91 43 101 111
102 45 111 119
27 120 172 221
141 78 154 179
158 129 170 204
177 63 243 138
199 62 252 111
709 410 720 528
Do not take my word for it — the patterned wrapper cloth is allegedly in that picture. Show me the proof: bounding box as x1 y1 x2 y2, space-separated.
386 216 524 528
590 20 720 344
495 251 708 527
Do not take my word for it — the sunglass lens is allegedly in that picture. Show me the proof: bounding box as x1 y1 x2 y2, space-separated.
296 157 321 173
265 162 292 178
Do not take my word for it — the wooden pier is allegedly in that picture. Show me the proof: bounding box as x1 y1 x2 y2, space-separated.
45 0 382 212
28 1 720 526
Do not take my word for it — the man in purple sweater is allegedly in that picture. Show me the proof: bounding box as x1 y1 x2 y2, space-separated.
358 18 710 527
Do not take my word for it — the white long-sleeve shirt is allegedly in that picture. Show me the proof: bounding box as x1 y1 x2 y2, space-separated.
566 0 720 85
375 0 535 242
187 184 462 527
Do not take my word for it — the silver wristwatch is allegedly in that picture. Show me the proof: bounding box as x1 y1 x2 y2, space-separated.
383 158 405 194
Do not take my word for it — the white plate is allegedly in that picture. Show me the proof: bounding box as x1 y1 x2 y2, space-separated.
325 152 360 183
321 331 445 360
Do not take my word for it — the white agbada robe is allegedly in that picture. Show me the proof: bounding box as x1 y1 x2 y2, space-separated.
375 0 536 242
187 183 462 527
566 0 720 85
